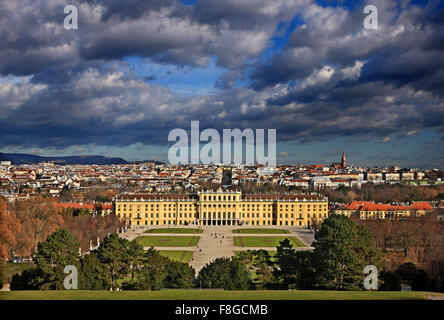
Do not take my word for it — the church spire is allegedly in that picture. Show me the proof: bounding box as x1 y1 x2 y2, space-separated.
341 150 346 168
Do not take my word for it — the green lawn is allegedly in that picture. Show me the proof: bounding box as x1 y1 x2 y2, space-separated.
135 236 200 247
234 236 305 247
145 228 203 234
232 228 290 234
159 250 194 263
0 290 442 300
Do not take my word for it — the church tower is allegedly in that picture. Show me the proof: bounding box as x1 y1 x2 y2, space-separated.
341 151 346 168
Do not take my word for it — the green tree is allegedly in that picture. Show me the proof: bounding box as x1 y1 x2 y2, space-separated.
274 239 299 288
253 250 274 288
253 249 272 267
379 271 401 291
122 248 168 290
237 250 254 266
34 229 80 290
397 262 429 291
10 266 45 290
79 252 109 290
274 240 317 289
411 269 428 291
122 247 197 290
165 260 196 289
311 215 381 290
95 233 135 290
397 262 419 282
229 258 251 290
292 251 316 289
198 257 250 290
127 240 145 280
0 266 3 289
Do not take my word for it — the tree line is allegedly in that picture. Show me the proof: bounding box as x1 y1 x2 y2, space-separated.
9 230 197 290
8 229 249 291
355 213 444 292
322 183 443 203
4 213 444 292
0 197 122 262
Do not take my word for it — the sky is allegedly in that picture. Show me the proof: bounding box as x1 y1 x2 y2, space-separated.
0 0 443 168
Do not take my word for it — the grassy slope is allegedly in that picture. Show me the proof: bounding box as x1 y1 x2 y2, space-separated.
0 290 442 300
234 236 305 247
145 228 203 234
232 229 290 234
135 236 200 247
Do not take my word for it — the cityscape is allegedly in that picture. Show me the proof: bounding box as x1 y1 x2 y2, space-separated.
1 151 443 296
0 0 444 314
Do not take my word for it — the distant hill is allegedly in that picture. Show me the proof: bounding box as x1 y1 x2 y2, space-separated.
0 152 128 165
129 160 165 165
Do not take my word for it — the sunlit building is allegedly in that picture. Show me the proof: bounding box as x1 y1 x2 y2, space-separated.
113 189 328 227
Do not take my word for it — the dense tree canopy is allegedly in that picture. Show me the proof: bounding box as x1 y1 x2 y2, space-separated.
198 257 251 290
33 229 80 290
311 215 381 290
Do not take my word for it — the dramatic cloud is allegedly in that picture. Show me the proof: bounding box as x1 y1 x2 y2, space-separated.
0 0 443 166
1 64 442 150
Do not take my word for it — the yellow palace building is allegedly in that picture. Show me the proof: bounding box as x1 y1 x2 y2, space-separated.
113 189 328 227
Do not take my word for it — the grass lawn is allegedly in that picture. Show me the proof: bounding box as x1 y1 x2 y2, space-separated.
234 236 304 247
0 290 442 300
159 250 194 263
232 228 289 234
145 228 203 234
135 236 200 247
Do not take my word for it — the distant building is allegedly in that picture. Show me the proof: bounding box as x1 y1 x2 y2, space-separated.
333 201 433 220
330 151 346 169
310 176 332 189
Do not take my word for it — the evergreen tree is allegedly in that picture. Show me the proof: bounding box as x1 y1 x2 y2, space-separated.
34 229 80 290
380 271 401 291
274 238 299 288
95 233 134 290
165 260 196 289
122 248 168 290
10 266 44 290
198 257 250 290
229 257 251 290
253 250 273 288
311 214 381 290
292 251 316 289
79 252 109 290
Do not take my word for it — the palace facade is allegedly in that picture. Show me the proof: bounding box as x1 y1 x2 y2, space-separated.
113 190 328 227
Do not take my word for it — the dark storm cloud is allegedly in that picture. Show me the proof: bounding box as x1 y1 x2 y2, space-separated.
0 0 77 75
0 0 306 75
2 64 442 150
250 0 444 96
0 0 443 152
